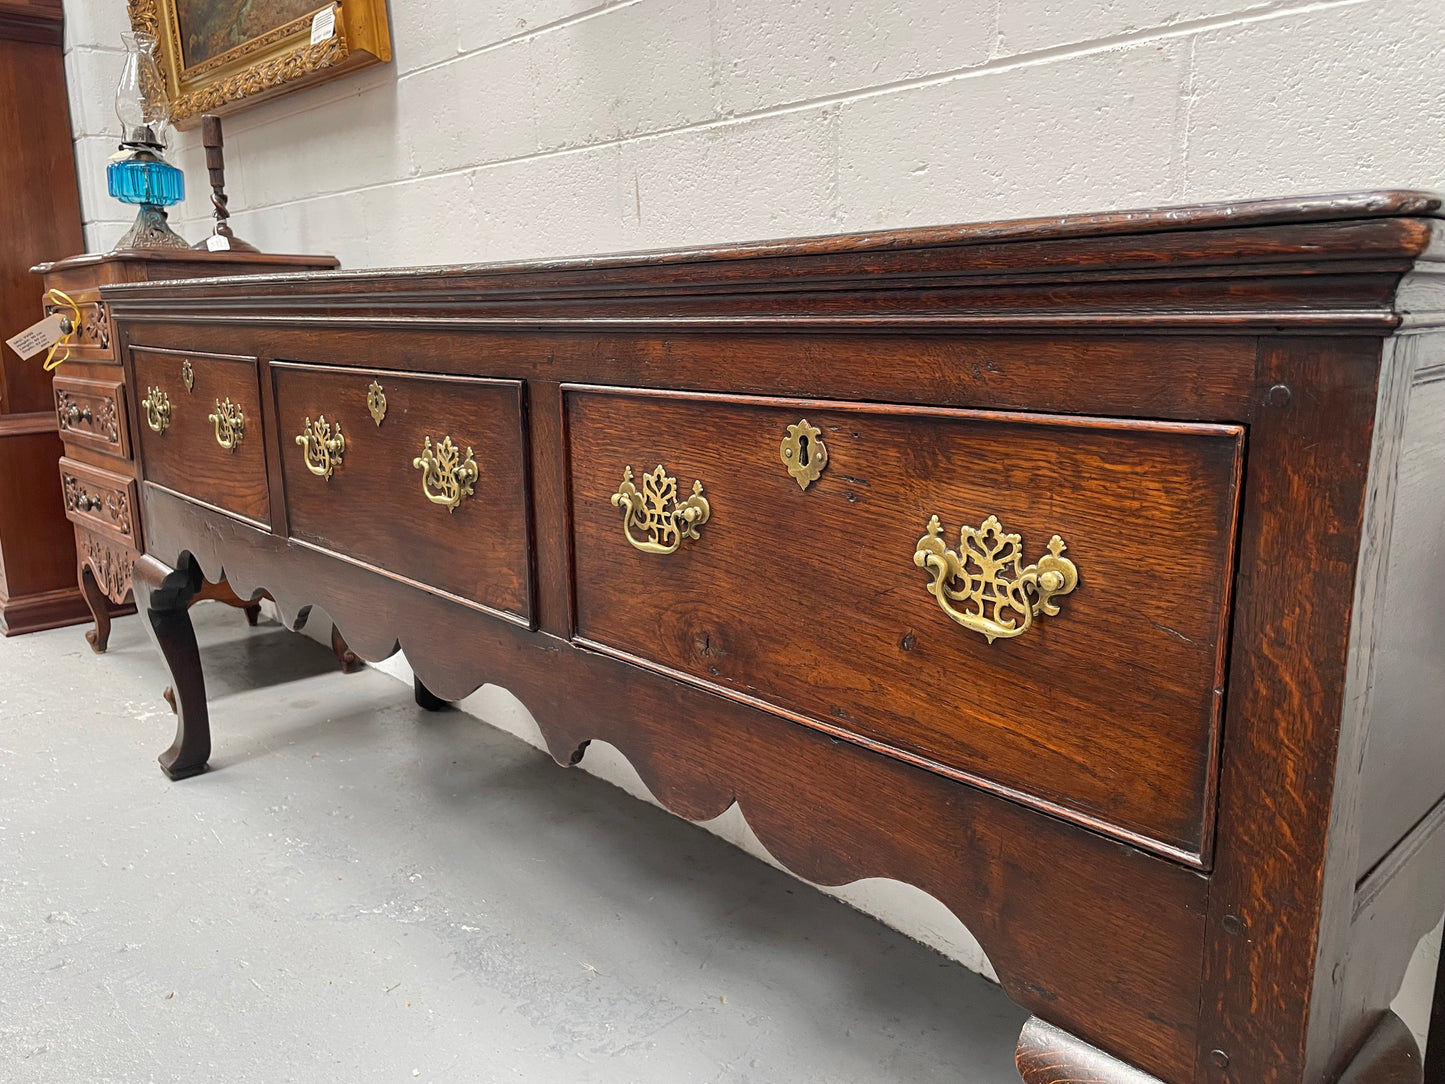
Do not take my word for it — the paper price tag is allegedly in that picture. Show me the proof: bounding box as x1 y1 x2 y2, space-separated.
310 4 337 45
6 313 67 361
206 233 231 251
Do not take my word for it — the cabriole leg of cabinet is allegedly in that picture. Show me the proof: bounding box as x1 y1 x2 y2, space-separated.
331 624 363 674
133 554 210 780
78 562 111 654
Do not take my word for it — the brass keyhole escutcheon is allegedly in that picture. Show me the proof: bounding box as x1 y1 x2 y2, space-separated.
367 381 387 426
142 386 171 433
780 418 828 490
181 359 194 392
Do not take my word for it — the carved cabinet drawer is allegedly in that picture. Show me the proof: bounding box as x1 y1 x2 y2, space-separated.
132 348 269 525
59 456 139 547
54 375 128 458
566 387 1244 863
45 292 114 363
273 363 532 624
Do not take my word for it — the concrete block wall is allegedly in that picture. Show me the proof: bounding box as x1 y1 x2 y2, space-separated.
61 0 1444 1049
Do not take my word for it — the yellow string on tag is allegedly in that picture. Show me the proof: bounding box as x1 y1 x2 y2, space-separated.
42 288 81 371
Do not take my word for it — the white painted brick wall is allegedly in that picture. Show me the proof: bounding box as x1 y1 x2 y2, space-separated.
64 0 1445 1047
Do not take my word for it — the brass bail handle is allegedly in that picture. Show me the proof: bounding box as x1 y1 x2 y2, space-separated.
43 289 82 371
412 435 478 512
610 464 710 555
913 514 1078 644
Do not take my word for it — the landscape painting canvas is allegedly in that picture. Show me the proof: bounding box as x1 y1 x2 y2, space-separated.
127 0 391 126
175 0 319 69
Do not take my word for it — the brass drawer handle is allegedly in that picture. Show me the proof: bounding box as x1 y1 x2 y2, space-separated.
65 403 93 424
914 514 1078 644
208 399 245 451
611 464 710 555
142 387 171 433
296 415 346 480
412 435 478 512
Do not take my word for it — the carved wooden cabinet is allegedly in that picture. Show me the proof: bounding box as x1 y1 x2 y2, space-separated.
103 192 1445 1084
32 249 338 649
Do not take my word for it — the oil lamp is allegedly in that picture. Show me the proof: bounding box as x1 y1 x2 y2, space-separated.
107 31 187 250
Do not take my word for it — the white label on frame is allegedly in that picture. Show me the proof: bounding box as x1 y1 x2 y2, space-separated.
5 314 67 360
310 4 337 45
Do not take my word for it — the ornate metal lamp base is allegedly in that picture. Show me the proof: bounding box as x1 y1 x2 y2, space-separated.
113 204 189 252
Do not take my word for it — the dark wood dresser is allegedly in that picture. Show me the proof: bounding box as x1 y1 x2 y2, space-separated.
32 249 338 649
102 192 1445 1084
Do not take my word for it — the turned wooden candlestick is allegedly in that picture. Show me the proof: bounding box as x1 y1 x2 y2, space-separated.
192 113 259 253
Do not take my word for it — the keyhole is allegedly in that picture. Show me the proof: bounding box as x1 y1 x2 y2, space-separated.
797 433 810 466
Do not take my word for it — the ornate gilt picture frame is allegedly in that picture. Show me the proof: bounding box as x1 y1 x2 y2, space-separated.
126 0 391 128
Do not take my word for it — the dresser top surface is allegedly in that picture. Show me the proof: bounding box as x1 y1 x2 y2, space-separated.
100 190 1445 332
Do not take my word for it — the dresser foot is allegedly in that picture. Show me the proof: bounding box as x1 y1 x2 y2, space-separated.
243 601 261 627
133 555 210 781
414 676 449 711
78 563 112 654
1016 1017 1163 1084
332 625 363 674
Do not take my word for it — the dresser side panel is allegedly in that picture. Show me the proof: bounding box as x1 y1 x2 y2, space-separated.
1355 331 1445 876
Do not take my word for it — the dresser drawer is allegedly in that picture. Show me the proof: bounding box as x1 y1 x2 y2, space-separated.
132 348 269 525
273 363 532 624
45 293 114 364
54 375 128 458
59 456 139 547
566 387 1244 861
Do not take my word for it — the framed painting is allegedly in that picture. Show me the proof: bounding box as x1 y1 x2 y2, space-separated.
125 0 390 127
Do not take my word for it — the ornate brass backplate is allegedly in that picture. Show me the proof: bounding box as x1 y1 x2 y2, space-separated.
142 386 171 433
367 381 387 426
412 435 478 512
208 398 245 451
779 418 828 490
295 415 346 480
181 359 194 392
611 464 710 555
913 514 1078 644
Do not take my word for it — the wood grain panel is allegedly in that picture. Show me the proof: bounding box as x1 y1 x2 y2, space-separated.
132 348 269 525
272 362 532 624
566 388 1243 861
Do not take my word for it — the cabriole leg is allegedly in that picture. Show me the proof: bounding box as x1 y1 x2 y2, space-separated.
78 562 111 654
133 555 209 780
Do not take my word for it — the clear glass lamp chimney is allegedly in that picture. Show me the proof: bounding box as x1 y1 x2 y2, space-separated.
114 31 170 148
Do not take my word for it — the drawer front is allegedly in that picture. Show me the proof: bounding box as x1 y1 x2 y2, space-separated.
44 293 114 364
59 456 139 547
55 376 128 458
132 348 269 525
566 388 1244 861
274 363 532 623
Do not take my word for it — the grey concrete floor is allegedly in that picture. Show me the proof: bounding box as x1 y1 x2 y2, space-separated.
0 603 1025 1084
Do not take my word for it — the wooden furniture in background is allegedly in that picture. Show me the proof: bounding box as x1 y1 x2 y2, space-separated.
0 0 88 635
104 191 1445 1084
32 249 339 650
